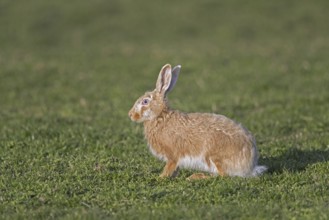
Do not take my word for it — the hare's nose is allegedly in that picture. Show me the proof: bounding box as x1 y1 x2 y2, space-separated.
128 110 133 118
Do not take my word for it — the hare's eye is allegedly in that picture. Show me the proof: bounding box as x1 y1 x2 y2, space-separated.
141 98 149 105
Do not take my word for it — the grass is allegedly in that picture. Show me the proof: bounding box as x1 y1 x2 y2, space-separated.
0 0 329 219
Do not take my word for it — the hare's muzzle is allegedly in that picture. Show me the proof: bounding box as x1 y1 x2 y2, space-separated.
128 109 140 121
128 109 133 119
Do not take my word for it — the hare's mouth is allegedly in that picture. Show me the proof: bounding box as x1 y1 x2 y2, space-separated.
131 112 142 122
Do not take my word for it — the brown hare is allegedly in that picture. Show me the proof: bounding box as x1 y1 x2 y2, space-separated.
129 64 267 179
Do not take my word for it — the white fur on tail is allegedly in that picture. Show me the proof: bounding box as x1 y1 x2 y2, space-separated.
252 166 268 176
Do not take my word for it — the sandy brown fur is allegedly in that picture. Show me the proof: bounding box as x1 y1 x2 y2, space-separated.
143 109 258 177
129 64 267 179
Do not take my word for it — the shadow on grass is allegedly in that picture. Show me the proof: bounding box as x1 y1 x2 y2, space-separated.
262 148 329 174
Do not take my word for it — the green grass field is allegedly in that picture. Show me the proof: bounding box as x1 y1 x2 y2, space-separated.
1 0 329 219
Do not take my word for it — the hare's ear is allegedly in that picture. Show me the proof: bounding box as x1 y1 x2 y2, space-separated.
166 65 181 94
155 64 172 95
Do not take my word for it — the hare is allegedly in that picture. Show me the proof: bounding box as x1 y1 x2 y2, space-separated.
128 64 267 179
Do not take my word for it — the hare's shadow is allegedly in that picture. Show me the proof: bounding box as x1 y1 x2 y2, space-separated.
261 147 329 174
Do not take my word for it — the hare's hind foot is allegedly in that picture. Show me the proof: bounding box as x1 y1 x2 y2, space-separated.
187 173 212 180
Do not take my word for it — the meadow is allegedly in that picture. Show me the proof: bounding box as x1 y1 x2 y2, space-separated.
0 0 328 219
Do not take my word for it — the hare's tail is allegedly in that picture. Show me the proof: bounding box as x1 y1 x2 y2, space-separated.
252 165 268 176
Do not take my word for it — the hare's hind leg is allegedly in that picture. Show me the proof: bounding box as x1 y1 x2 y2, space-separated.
187 173 211 180
212 160 226 177
159 160 178 178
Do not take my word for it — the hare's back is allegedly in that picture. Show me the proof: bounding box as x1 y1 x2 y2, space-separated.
186 113 247 134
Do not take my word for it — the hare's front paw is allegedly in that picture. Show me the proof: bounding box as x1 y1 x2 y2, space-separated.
159 161 178 178
159 172 170 178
